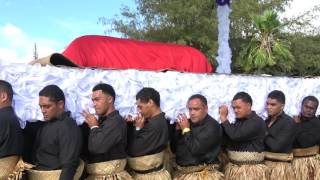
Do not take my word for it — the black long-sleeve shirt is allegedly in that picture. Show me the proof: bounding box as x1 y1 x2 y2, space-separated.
264 112 296 153
87 110 127 163
222 111 266 152
294 116 320 148
127 112 169 157
33 111 82 180
0 106 23 158
171 114 222 166
23 121 46 163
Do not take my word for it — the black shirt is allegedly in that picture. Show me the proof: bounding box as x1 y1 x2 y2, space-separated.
0 106 23 158
87 110 127 163
294 116 320 148
222 111 266 152
171 114 222 166
33 111 82 180
265 112 296 153
127 112 169 157
23 120 46 163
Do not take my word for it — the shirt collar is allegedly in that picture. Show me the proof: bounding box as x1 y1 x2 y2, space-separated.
49 111 70 122
190 114 209 127
236 111 256 121
146 112 165 123
98 110 119 122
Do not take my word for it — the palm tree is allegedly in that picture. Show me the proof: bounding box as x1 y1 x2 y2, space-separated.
239 11 294 75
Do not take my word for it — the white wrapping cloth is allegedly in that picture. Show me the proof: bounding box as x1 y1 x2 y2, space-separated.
0 62 319 127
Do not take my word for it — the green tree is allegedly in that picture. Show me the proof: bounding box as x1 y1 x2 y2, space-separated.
238 11 294 75
100 0 292 68
290 35 320 76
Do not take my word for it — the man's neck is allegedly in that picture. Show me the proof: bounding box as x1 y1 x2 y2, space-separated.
150 107 161 119
270 111 282 121
104 106 116 117
0 103 11 109
301 115 315 121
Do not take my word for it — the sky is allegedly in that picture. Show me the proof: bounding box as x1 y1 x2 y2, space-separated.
0 0 319 63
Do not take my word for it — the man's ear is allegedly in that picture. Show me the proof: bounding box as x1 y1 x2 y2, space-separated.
0 92 8 103
204 105 208 113
148 99 154 106
57 100 65 109
107 95 114 104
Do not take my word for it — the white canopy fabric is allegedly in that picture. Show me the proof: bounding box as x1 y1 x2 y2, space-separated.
1 62 319 127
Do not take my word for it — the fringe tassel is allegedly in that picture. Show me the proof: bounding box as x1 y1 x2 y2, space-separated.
173 165 224 180
224 162 267 180
86 171 132 180
292 156 320 180
130 168 171 180
265 160 295 180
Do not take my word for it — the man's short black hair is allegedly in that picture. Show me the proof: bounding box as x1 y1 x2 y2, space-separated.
188 94 207 106
232 92 252 105
136 87 160 107
302 96 319 109
92 83 116 101
0 80 13 101
268 90 285 104
39 85 65 104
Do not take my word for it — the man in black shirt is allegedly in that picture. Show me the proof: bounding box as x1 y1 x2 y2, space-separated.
127 87 171 179
81 83 131 179
292 96 320 180
171 94 224 180
0 80 23 179
28 85 83 180
264 90 295 180
219 92 267 180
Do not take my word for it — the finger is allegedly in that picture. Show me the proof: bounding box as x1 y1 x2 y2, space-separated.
180 113 188 121
126 116 133 122
81 111 87 117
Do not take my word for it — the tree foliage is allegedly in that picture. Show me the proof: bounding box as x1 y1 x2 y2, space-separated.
290 35 320 76
238 11 294 75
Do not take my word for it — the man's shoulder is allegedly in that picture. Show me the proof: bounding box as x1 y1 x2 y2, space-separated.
105 113 126 128
147 113 168 130
279 113 294 125
0 107 18 120
250 111 264 122
111 112 125 122
59 114 78 128
204 115 219 125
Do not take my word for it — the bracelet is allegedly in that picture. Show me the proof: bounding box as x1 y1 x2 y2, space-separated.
182 128 191 135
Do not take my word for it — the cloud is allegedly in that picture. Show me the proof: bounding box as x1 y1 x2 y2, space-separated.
0 23 61 64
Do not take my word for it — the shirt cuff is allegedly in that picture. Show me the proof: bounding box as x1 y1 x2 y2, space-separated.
182 128 191 135
135 127 141 131
90 126 99 130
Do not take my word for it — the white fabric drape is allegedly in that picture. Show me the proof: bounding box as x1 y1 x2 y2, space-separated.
0 62 319 127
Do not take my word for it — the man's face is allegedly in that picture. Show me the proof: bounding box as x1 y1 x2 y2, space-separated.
39 96 64 121
92 90 111 116
301 100 318 118
266 98 284 117
187 98 208 124
136 99 152 118
232 99 251 119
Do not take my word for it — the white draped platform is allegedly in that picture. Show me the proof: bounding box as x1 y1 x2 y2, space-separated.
0 62 319 127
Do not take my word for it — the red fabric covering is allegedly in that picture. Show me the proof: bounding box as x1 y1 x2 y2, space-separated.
61 35 213 73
